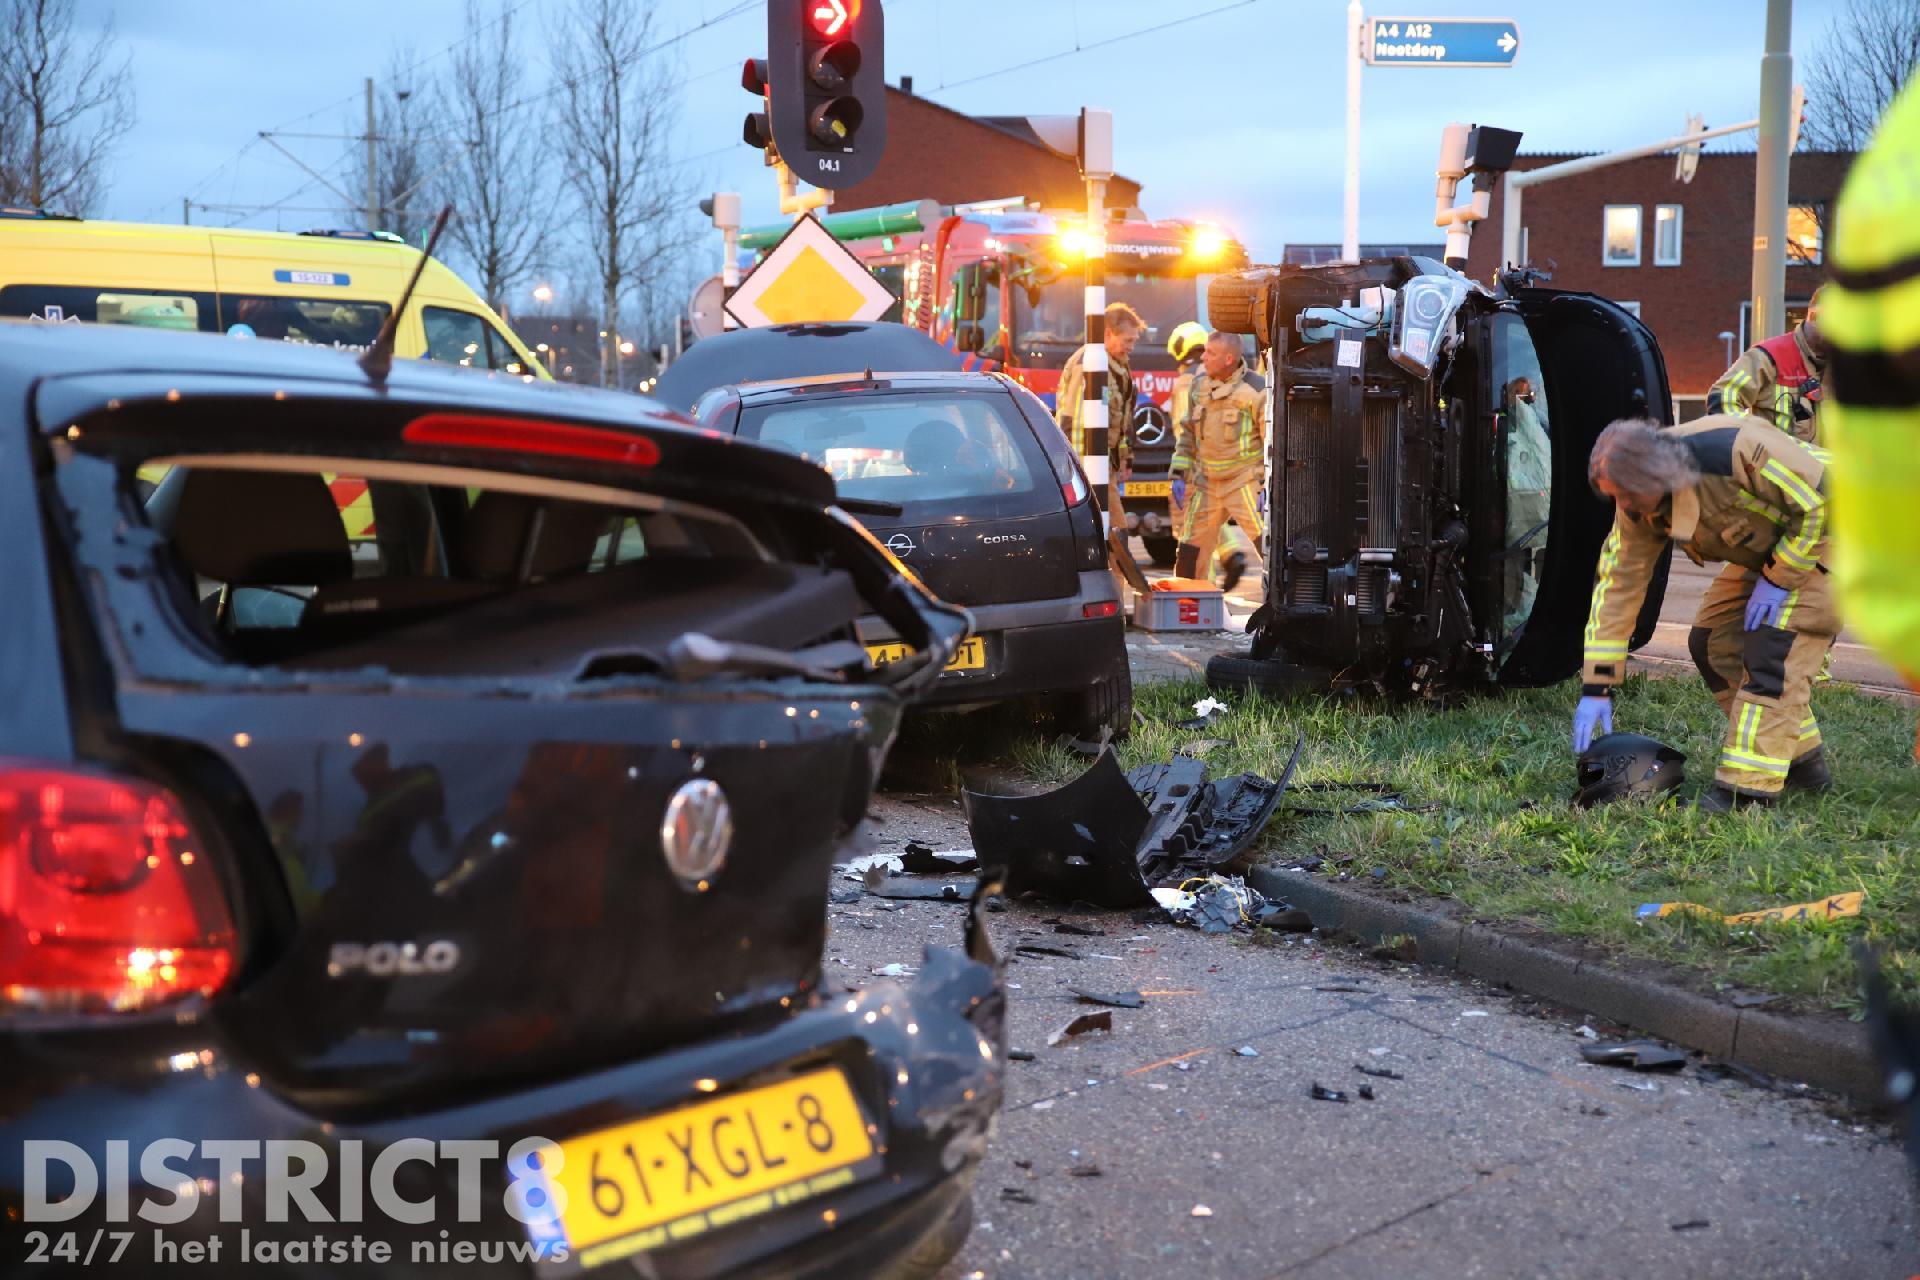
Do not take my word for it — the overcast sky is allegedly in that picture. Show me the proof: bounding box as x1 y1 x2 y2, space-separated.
80 0 1843 303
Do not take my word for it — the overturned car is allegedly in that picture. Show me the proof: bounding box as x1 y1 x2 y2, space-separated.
1204 211 1671 697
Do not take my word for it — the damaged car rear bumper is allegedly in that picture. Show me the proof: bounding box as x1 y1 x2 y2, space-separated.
0 945 1004 1278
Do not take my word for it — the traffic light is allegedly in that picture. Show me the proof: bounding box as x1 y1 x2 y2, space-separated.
767 0 887 189
741 57 772 152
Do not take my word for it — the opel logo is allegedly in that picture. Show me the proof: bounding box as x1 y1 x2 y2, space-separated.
660 779 733 889
885 533 917 556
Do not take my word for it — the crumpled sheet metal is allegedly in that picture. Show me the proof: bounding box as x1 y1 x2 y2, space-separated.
962 750 1154 909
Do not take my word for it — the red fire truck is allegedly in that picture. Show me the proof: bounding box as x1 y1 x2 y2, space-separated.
739 202 1250 565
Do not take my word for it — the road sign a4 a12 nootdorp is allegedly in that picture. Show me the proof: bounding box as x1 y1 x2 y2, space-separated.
1365 16 1520 67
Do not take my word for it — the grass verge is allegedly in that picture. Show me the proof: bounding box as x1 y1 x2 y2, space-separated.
1005 673 1920 1012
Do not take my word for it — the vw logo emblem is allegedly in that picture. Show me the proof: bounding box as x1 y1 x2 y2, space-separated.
1133 404 1169 447
660 778 733 888
885 533 917 557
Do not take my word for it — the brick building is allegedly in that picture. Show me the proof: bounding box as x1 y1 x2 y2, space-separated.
1462 150 1853 413
827 83 1144 214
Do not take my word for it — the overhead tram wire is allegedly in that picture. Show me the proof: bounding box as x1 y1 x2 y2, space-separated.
935 0 1271 92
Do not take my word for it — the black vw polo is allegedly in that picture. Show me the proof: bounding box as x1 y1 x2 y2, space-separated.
0 321 1002 1276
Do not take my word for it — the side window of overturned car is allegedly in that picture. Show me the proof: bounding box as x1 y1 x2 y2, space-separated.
1492 313 1553 639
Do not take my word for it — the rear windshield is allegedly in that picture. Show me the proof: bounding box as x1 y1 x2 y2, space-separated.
735 389 1057 519
124 460 858 680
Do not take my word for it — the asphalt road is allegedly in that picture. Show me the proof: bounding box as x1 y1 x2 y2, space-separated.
835 786 1919 1280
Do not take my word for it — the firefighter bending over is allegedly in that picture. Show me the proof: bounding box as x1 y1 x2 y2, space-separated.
1171 330 1266 584
1574 416 1837 811
1706 286 1828 445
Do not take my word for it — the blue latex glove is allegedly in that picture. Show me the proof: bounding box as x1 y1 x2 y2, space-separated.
1745 575 1791 631
1572 695 1613 753
1170 476 1187 507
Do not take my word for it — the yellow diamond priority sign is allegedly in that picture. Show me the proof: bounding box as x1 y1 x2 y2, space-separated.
724 213 897 328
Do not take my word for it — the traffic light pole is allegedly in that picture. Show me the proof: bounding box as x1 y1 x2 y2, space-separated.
1750 0 1793 343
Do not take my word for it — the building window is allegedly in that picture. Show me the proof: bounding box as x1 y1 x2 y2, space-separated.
1603 205 1641 267
1617 301 1642 318
1787 203 1823 264
1653 205 1682 266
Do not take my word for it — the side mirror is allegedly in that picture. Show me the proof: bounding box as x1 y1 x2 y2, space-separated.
955 265 986 324
956 324 985 354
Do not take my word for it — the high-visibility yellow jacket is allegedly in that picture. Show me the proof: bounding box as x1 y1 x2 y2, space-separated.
1824 77 1920 682
1581 417 1829 689
1055 345 1135 464
1170 367 1263 477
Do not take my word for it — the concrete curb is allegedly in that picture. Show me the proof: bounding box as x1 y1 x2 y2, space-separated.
1247 864 1883 1102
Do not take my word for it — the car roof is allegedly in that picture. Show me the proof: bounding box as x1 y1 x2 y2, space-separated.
3 321 839 506
649 321 965 411
729 369 1016 404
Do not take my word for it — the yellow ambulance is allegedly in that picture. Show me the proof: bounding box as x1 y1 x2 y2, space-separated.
0 210 544 376
0 211 550 537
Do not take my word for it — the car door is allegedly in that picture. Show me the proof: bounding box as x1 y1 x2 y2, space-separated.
1496 288 1674 688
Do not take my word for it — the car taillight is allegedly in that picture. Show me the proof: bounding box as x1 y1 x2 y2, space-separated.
1061 469 1089 508
1083 601 1120 619
0 764 236 1014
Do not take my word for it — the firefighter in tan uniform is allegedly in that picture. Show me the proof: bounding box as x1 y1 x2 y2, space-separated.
1574 416 1836 810
1171 331 1266 583
1705 288 1828 445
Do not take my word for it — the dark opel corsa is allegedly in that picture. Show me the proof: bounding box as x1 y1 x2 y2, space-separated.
0 323 1003 1277
696 371 1132 737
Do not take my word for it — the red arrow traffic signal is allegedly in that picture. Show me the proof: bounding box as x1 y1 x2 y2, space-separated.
809 0 853 37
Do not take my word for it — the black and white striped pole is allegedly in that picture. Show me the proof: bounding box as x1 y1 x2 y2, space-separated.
1078 108 1115 533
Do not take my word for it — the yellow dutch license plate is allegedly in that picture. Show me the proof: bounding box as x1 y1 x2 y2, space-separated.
1126 480 1172 498
865 635 987 672
549 1067 877 1264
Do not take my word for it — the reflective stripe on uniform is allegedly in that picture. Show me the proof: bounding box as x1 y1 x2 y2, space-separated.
1583 525 1629 662
1762 458 1824 571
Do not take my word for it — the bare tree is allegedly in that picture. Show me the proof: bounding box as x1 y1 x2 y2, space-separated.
1800 0 1920 152
549 0 694 388
435 1 543 312
345 48 435 241
0 0 134 213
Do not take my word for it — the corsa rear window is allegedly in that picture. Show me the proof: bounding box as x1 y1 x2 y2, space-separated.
736 389 1057 520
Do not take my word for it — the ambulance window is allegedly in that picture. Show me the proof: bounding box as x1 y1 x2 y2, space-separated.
219 296 388 351
0 285 216 330
423 306 526 373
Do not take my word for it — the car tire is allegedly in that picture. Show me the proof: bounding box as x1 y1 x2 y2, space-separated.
1058 674 1133 740
886 1182 975 1280
1141 533 1179 568
1205 651 1325 697
1206 271 1268 340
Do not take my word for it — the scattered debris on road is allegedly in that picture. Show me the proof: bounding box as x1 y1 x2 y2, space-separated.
1581 1039 1688 1071
1048 1010 1114 1046
1000 1188 1037 1205
1069 987 1145 1009
1007 1048 1037 1062
1190 1204 1214 1218
1669 1219 1711 1232
871 962 917 978
1234 1045 1259 1058
1048 918 1106 936
1310 1082 1352 1103
1016 943 1082 960
1067 1164 1103 1178
1355 1063 1404 1080
1357 1083 1377 1100
899 841 979 873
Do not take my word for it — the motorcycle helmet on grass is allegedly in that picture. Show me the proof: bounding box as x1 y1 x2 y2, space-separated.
1575 733 1686 808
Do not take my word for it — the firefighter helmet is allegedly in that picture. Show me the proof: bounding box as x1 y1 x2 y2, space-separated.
1574 733 1687 808
1168 321 1208 363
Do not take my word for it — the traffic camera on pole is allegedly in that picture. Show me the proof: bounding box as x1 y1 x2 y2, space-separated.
767 0 887 189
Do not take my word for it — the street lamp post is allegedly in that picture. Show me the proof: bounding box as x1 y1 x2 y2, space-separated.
1718 330 1737 368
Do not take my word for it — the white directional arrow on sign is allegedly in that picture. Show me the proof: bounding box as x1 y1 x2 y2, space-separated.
1497 30 1516 52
